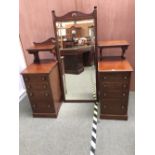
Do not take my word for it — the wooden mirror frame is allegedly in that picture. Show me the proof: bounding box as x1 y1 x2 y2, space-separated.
52 6 98 102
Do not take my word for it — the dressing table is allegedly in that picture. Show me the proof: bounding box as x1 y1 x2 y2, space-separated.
21 7 133 120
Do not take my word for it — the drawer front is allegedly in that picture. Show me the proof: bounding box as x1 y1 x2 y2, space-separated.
31 101 55 113
23 74 48 83
25 82 50 91
100 99 128 115
100 82 129 93
99 72 130 82
100 91 129 99
27 90 52 102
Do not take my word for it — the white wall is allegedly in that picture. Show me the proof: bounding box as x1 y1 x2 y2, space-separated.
19 41 26 99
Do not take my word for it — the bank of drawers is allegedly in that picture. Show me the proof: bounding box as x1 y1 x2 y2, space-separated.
23 74 55 114
99 72 131 119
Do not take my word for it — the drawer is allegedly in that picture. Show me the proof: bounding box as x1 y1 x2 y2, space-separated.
99 72 130 82
100 99 128 115
23 74 48 83
31 101 55 113
100 91 129 99
25 82 50 91
27 90 52 102
100 82 129 92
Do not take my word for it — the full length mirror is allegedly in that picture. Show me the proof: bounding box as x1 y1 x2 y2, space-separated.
52 8 97 101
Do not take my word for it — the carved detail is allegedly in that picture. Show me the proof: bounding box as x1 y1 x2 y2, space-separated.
52 6 97 21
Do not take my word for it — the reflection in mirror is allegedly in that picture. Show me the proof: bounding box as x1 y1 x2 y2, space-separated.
56 19 96 100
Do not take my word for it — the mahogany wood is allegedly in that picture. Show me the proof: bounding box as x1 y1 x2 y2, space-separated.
98 57 133 120
27 37 56 63
97 40 130 60
21 60 62 118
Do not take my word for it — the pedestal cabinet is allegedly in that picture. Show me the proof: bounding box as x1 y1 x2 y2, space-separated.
98 57 133 120
21 60 62 118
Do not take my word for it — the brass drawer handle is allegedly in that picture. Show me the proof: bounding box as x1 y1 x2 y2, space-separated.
45 92 49 97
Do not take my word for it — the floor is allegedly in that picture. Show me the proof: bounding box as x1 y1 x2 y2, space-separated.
19 92 135 155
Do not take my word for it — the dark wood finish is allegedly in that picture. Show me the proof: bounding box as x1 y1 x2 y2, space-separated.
52 7 98 101
97 40 130 60
21 60 62 118
27 37 56 63
60 45 94 74
98 57 133 120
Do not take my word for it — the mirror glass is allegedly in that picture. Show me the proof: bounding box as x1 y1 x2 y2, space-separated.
56 19 96 100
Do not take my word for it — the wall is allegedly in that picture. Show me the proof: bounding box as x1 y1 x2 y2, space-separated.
19 0 135 90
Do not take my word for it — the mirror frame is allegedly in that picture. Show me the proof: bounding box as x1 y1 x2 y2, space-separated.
52 6 98 102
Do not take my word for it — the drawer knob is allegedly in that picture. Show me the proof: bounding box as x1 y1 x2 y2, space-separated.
29 92 33 96
103 105 107 109
103 84 106 87
25 77 29 81
27 85 31 89
42 76 46 81
121 105 125 109
32 104 36 108
48 104 51 108
122 93 126 96
124 76 128 80
123 84 127 88
43 84 47 89
45 92 49 96
103 76 107 80
103 93 107 96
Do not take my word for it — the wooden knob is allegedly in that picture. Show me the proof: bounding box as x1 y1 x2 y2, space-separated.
25 77 29 81
27 85 31 89
45 92 49 96
43 84 47 89
103 76 107 80
29 92 33 96
42 76 46 81
103 84 106 87
124 76 128 80
122 93 126 96
48 104 51 108
103 93 107 96
103 105 107 109
32 104 36 108
121 105 125 109
123 84 127 88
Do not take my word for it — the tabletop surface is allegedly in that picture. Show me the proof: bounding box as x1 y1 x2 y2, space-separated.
98 57 133 72
21 60 58 74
